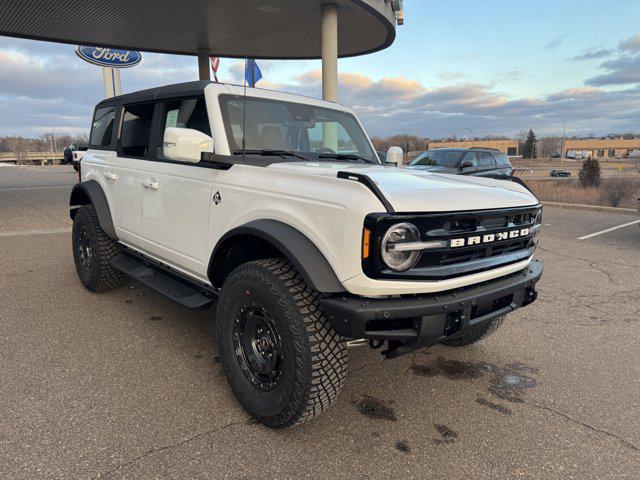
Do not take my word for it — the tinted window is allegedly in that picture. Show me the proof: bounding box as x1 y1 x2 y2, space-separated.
219 95 376 161
158 98 210 160
493 152 512 166
462 152 478 166
410 150 463 167
89 106 116 147
120 103 155 158
477 152 495 166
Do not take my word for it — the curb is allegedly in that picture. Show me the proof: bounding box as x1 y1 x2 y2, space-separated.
542 201 638 214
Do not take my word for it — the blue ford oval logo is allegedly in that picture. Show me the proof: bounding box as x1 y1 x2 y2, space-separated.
75 46 142 68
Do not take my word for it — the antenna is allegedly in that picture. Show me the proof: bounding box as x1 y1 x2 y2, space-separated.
241 57 248 164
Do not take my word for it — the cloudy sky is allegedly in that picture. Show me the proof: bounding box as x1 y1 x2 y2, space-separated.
1 0 640 139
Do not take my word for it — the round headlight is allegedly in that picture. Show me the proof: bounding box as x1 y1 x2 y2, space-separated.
381 223 421 272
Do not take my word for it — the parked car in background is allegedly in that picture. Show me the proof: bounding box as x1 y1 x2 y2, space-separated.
549 169 571 177
72 145 88 172
405 148 514 177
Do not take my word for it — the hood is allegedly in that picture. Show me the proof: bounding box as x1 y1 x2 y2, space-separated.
404 165 452 173
267 162 538 212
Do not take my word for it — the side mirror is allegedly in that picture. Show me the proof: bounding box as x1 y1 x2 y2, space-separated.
459 160 474 170
163 127 213 163
385 146 403 167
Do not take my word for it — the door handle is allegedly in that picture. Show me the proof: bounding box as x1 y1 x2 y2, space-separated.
103 171 118 181
141 179 160 190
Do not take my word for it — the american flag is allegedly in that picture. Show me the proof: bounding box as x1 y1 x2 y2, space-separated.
209 56 220 82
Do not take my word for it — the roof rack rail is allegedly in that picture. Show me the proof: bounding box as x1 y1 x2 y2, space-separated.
468 147 502 151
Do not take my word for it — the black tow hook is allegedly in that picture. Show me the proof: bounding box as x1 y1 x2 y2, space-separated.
524 288 538 306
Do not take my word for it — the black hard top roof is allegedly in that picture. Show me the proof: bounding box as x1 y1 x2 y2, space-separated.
97 81 211 107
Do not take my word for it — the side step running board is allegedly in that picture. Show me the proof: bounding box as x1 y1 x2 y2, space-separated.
111 253 215 310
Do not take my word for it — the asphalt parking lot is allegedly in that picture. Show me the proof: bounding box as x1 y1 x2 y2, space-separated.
1 166 639 479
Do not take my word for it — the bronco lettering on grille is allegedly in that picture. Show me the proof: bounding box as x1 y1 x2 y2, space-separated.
450 228 530 248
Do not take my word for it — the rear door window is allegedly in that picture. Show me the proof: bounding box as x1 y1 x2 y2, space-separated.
492 152 512 166
89 106 116 147
119 103 155 158
477 152 496 167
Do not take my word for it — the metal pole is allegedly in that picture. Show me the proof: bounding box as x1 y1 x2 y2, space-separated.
322 3 339 150
322 4 338 102
102 67 115 98
561 122 566 170
464 127 474 147
197 48 210 81
112 68 122 96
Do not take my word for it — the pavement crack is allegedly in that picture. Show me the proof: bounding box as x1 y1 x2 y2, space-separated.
92 418 249 479
588 261 618 285
538 246 640 270
351 357 386 375
538 246 622 285
525 400 640 453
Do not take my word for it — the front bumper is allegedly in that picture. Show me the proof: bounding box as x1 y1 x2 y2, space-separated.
321 260 543 358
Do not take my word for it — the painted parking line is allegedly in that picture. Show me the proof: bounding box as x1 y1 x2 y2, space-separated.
578 220 640 240
0 228 71 238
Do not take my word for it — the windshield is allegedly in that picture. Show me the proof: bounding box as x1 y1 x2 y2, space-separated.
410 150 464 167
219 95 378 162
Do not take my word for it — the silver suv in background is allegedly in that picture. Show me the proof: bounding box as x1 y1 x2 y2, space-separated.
406 147 514 178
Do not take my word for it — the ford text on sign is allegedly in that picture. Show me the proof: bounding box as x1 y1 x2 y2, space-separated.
75 46 141 68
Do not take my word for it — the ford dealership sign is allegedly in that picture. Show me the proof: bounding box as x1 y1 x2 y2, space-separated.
75 46 141 68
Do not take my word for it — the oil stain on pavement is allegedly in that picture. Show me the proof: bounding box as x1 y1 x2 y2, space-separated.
355 395 397 421
433 424 459 445
409 356 485 379
485 363 538 404
410 357 538 413
394 440 411 453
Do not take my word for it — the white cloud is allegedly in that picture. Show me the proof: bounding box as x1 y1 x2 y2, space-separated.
1 37 640 138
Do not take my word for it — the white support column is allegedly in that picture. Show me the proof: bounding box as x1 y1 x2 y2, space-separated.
113 68 121 96
322 3 338 102
322 3 339 150
197 48 210 81
102 67 122 98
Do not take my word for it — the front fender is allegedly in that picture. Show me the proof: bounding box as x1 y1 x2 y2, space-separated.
211 220 345 293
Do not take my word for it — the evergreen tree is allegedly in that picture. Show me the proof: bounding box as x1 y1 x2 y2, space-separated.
522 129 537 159
579 157 602 187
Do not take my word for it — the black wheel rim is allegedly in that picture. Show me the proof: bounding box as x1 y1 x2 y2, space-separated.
232 304 284 391
77 225 93 271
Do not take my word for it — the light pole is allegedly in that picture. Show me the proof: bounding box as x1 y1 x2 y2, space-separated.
561 122 566 170
464 127 474 147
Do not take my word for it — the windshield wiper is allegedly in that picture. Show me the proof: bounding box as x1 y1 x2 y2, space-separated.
318 153 375 164
233 149 309 161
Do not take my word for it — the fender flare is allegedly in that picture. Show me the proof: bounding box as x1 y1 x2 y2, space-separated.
210 220 345 293
69 180 117 240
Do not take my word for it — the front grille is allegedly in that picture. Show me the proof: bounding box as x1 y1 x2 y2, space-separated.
363 206 541 280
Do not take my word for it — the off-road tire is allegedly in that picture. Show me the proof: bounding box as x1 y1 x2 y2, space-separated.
441 315 506 347
72 205 124 292
215 258 347 428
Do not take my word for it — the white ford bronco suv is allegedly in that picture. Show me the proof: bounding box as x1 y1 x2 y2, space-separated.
70 81 543 427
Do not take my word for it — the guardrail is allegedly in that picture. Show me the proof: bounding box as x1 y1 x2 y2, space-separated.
0 152 65 165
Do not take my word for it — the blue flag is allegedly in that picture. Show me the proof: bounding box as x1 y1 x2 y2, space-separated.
245 59 263 87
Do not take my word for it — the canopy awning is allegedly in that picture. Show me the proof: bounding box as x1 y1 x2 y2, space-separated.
0 0 396 58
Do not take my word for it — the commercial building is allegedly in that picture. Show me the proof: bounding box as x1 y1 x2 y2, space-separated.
428 140 520 156
562 139 640 158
